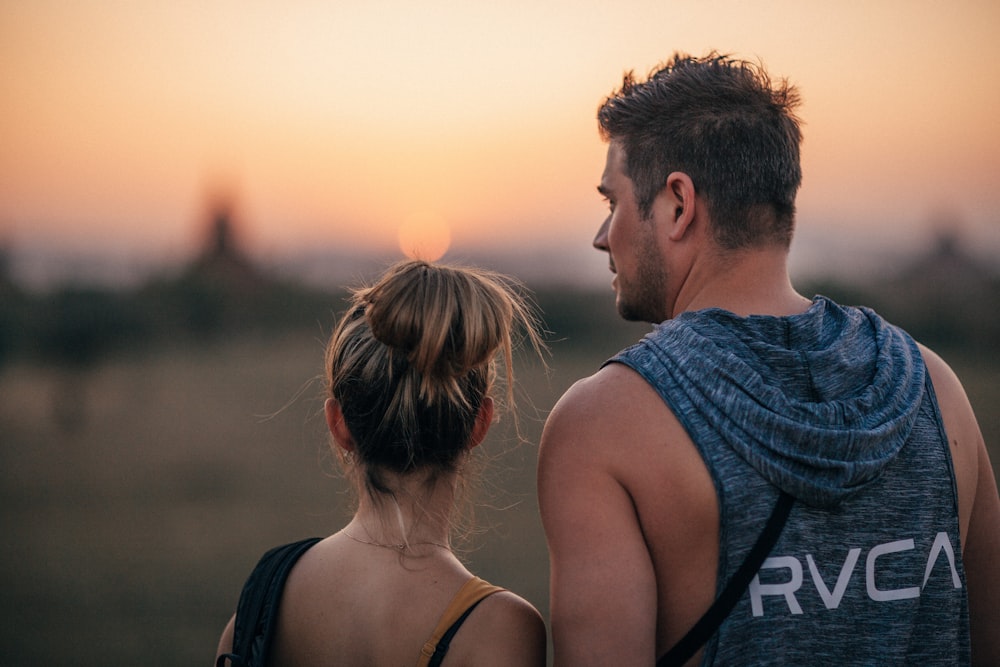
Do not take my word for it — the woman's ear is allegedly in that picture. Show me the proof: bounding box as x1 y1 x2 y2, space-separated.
325 397 355 453
468 397 495 449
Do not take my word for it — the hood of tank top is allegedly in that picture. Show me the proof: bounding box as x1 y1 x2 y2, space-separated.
624 296 926 510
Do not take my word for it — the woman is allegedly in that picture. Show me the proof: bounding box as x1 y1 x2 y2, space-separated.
216 259 547 667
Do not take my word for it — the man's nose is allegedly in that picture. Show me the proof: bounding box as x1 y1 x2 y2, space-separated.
593 216 610 251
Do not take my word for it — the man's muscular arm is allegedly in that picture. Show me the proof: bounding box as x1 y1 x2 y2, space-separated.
538 366 658 666
921 345 1000 666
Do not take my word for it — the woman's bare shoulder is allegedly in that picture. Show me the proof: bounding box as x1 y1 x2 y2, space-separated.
448 589 546 667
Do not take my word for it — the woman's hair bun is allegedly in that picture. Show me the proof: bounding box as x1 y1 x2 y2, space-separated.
358 260 515 393
326 259 546 488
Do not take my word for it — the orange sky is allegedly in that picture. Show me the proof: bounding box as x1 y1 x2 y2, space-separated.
2 1 999 266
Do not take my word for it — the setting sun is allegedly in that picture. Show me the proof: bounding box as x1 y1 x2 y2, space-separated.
398 211 452 261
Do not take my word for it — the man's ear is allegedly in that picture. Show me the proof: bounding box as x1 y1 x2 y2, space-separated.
661 171 698 241
468 397 495 449
325 397 355 453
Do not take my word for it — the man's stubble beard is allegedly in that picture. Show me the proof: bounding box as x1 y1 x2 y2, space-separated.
616 223 669 324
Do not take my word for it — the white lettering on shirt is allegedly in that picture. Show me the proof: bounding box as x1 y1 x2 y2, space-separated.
807 548 860 609
922 530 961 589
749 556 804 616
748 532 961 617
867 539 921 601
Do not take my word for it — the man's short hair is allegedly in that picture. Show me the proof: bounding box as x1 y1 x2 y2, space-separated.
597 52 803 249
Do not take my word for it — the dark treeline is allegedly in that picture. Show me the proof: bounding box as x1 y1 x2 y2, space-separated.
2 226 998 371
2 266 998 374
0 262 343 370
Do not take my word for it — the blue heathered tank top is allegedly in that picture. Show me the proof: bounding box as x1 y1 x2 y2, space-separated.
611 296 970 666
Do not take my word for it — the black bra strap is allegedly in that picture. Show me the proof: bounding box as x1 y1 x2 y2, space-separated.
657 492 794 666
426 597 489 667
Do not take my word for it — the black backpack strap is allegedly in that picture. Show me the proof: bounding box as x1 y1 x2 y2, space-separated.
217 537 323 667
657 492 794 667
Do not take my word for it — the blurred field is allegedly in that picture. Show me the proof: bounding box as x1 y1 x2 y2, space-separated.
0 289 997 666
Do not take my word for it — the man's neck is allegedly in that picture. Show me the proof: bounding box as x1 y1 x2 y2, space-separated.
671 245 811 319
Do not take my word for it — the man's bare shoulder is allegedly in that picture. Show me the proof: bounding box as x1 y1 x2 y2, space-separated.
541 362 671 453
918 343 980 441
539 360 695 486
918 344 982 532
919 346 1000 664
546 362 666 424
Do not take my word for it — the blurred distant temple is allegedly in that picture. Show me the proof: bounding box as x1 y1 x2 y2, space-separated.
879 227 999 349
184 200 263 290
894 228 995 294
149 195 334 338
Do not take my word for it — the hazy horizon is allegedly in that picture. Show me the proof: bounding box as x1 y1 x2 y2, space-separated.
5 211 998 293
3 1 999 278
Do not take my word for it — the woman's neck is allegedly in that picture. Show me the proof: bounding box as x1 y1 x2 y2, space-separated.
346 469 458 550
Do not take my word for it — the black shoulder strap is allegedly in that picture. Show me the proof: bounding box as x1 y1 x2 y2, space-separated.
217 537 323 667
657 492 794 667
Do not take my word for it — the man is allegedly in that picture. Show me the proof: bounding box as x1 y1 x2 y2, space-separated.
538 52 1000 666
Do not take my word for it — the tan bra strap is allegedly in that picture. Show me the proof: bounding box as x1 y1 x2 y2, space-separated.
416 577 505 667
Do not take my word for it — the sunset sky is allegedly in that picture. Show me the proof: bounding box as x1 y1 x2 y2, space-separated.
2 1 999 280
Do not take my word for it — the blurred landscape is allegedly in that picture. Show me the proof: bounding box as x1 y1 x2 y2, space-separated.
1 206 998 666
